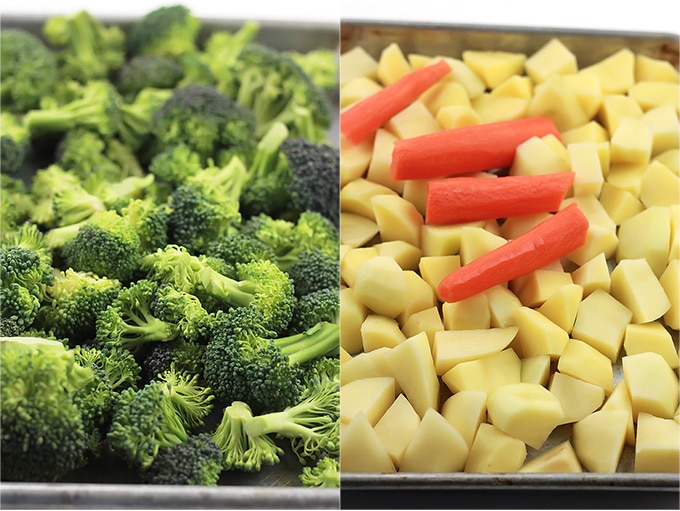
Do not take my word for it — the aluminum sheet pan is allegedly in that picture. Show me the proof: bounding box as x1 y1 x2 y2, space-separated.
0 13 340 510
339 19 680 494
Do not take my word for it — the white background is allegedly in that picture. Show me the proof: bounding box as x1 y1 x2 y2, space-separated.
1 0 679 35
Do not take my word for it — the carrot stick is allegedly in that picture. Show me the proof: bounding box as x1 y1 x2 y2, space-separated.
438 202 589 302
425 172 575 225
390 117 561 180
340 59 452 145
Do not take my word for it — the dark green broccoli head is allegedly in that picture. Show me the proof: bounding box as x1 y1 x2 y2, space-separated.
116 55 184 100
287 249 339 298
117 87 174 152
288 287 339 334
0 281 41 331
205 232 277 272
143 432 223 485
119 198 170 255
127 4 201 59
148 143 203 188
150 283 211 343
142 336 205 384
0 28 58 112
1 111 30 175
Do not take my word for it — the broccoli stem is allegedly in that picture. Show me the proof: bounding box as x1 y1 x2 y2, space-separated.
197 266 256 307
119 308 178 344
248 121 289 180
274 322 339 365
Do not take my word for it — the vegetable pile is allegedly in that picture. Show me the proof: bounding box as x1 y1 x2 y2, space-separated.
0 5 340 487
338 36 679 474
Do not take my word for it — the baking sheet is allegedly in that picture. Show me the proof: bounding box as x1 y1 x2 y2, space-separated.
0 13 340 510
339 19 680 492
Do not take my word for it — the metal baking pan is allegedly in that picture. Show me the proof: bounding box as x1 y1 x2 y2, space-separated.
339 19 680 500
0 13 340 510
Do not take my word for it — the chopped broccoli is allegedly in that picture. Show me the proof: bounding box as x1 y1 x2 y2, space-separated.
287 249 339 298
148 143 203 190
205 232 276 276
142 336 205 384
1 111 30 174
0 175 34 235
116 55 184 101
119 198 170 255
286 48 338 92
127 5 201 59
299 456 340 488
150 283 211 343
143 432 223 485
29 164 83 227
118 87 174 152
288 287 339 334
0 28 58 112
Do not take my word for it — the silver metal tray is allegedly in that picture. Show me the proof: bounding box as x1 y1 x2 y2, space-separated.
339 19 680 501
0 13 340 510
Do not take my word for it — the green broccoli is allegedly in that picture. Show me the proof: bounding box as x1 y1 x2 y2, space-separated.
288 287 339 335
127 5 201 59
287 248 339 298
150 283 211 343
286 48 338 92
143 432 223 485
142 336 205 384
118 87 174 152
148 143 203 190
205 232 277 276
0 175 34 237
299 456 340 488
119 198 170 255
28 164 84 227
42 10 126 83
1 111 30 174
116 55 184 101
0 28 58 112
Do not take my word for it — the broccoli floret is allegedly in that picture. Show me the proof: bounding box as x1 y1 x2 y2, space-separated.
205 232 276 275
118 87 174 152
0 28 58 112
286 48 338 92
119 198 170 255
156 367 214 429
203 306 339 414
142 336 205 384
287 249 339 298
167 156 246 254
39 268 122 344
28 164 83 227
0 282 41 332
42 10 126 83
148 143 203 190
143 432 223 485
202 21 261 76
0 337 93 481
150 283 211 343
52 183 107 227
0 175 34 236
1 111 30 174
127 5 201 59
116 55 184 101
151 83 256 164
211 400 283 472
288 287 340 334
25 80 122 139
299 456 340 488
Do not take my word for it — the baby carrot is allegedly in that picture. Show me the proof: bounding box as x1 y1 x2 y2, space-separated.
340 59 452 145
425 172 575 224
390 117 561 180
438 202 589 302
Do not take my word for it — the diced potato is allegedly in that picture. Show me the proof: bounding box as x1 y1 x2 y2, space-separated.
340 76 383 108
341 178 398 221
635 54 680 83
432 327 518 375
485 285 523 328
401 306 445 349
441 292 490 330
616 205 671 277
373 240 422 271
536 283 583 334
339 212 379 248
385 100 441 139
641 104 680 157
436 56 487 99
361 315 407 352
420 222 484 257
397 270 437 324
597 94 643 136
654 148 680 174
340 287 369 355
340 376 396 426
520 355 551 386
565 222 619 267
462 50 526 89
670 205 680 260
373 394 421 469
561 73 603 120
512 306 569 360
442 348 522 396
464 422 527 473
623 351 679 420
500 212 552 239
609 117 653 165
419 255 461 301
384 332 440 418
549 372 605 424
579 47 635 94
640 161 680 208
459 226 507 265
572 410 629 473
399 408 470 472
471 94 530 123
371 194 424 248
340 133 373 186
634 413 680 473
659 259 680 330
440 390 487 449
605 161 648 196
491 75 533 99
339 346 352 364
561 121 610 145
340 347 396 387
568 142 604 196
376 42 411 86
419 81 471 115
510 136 571 176
510 260 564 298
401 178 431 216
628 81 680 113
525 38 578 83
340 412 396 473
340 46 379 86
601 380 636 446
624 321 679 369
527 74 589 131
436 104 483 130
598 182 645 225
365 129 404 194
519 441 582 473
570 252 611 297
610 258 671 324
353 256 408 318
518 270 574 308
557 338 614 393
487 382 564 449
571 288 633 362
341 246 378 288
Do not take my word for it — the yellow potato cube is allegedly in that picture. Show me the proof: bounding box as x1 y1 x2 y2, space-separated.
659 259 680 329
340 376 396 426
557 338 614 393
598 182 645 226
419 81 471 115
340 287 368 355
437 56 487 99
561 121 610 145
341 246 378 288
536 283 583 334
602 380 636 446
579 47 635 94
520 355 551 387
641 104 680 157
571 288 633 362
339 212 379 248
570 252 611 296
459 226 507 265
340 76 383 108
519 441 583 473
401 178 430 216
510 136 571 177
401 306 445 349
510 260 564 298
485 285 523 328
361 315 406 352
549 372 606 424
371 194 424 248
418 255 461 300
340 347 395 387
491 75 533 99
512 306 569 360
528 74 590 131
654 148 680 174
339 346 351 364
340 46 378 85
624 321 679 369
341 178 397 221
568 142 604 197
610 117 654 165
610 258 671 324
400 408 470 472
525 38 578 83
365 128 404 194
628 81 680 113
340 133 373 186
384 332 439 418
420 222 483 257
373 240 422 271
561 73 603 120
634 413 680 473
640 161 680 208
462 50 526 89
500 212 552 239
440 390 487 449
471 94 530 123
353 256 408 318
376 42 411 86
385 100 440 140
397 270 437 324
623 352 679 420
436 104 483 130
464 423 527 473
441 292 490 331
670 204 679 260
617 206 671 277
340 412 396 473
518 270 574 308
442 348 521 396
373 394 421 469
573 410 629 473
597 94 643 136
564 223 619 267
635 54 680 83
605 161 648 197
432 326 518 375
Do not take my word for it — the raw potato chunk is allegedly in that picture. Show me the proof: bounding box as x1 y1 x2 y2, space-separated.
510 136 571 176
462 50 526 89
340 76 382 108
420 222 484 257
635 54 680 83
340 212 379 248
579 47 635 94
628 81 680 113
373 394 421 469
465 423 527 473
340 178 397 221
419 81 471 115
511 306 569 360
432 327 518 375
366 129 404 193
398 270 437 323
471 94 530 123
486 382 564 449
524 38 578 83
491 75 533 99
519 441 582 473
372 194 424 248
634 413 680 473
340 46 378 86
568 142 604 196
609 258 671 324
570 252 611 296
622 352 679 420
353 256 408 318
436 104 483 130
549 372 605 424
616 205 671 277
399 408 470 473
374 240 422 271
440 390 487 449
377 42 411 86
419 255 461 301
340 287 368 355
401 306 445 349
385 100 440 139
517 270 574 309
562 73 603 120
384 332 439 418
442 348 522 396
598 94 643 136
572 410 628 473
602 380 636 446
485 285 523 328
598 182 645 226
340 134 373 186
521 355 551 386
557 338 614 393
340 347 395 387
340 376 396 426
536 283 583 333
528 74 589 131
642 105 680 157
640 161 680 208
609 117 653 165
340 412 396 473
361 315 406 351
659 259 680 330
442 293 490 330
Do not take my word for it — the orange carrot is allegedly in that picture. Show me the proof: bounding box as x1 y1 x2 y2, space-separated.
438 202 589 302
425 172 575 225
390 117 561 180
340 59 452 145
